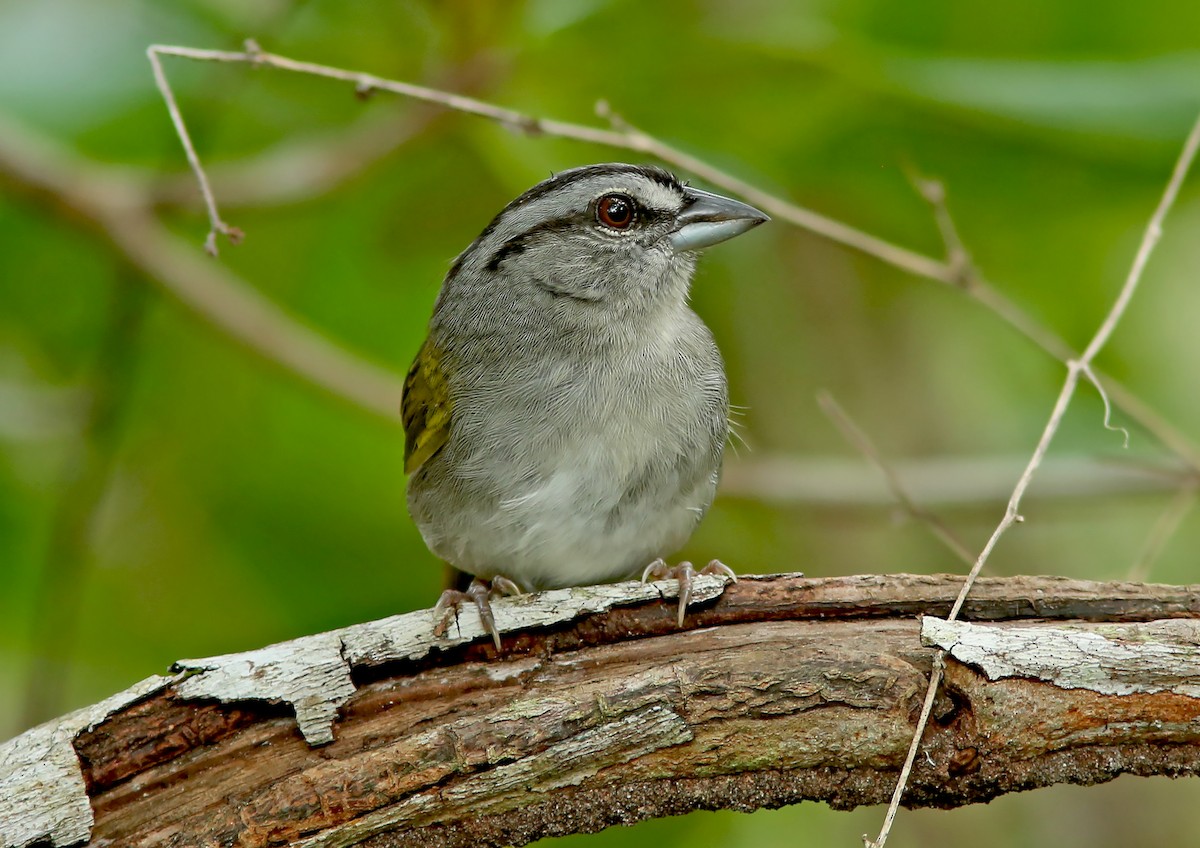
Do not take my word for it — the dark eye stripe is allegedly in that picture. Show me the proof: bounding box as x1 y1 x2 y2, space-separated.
463 165 684 270
484 213 591 271
480 197 676 273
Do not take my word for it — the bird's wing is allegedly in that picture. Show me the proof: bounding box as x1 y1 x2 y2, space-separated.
402 338 453 474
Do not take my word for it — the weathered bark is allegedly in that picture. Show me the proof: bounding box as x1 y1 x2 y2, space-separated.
3 573 1200 848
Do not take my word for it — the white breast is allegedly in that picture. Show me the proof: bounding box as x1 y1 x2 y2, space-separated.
414 308 725 590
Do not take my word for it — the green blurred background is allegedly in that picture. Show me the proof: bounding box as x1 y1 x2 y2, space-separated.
2 1 1199 845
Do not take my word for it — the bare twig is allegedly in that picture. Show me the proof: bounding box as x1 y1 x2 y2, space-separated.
144 42 1200 475
149 48 507 209
904 166 974 285
146 47 243 255
865 111 1200 848
862 650 947 848
954 112 1200 619
816 391 975 567
144 41 948 277
1128 479 1199 582
147 40 923 282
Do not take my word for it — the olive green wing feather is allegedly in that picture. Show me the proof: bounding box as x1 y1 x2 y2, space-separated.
402 339 453 474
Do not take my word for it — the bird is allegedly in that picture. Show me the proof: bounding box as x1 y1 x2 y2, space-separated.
402 163 769 647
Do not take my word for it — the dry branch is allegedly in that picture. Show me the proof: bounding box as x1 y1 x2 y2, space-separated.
143 41 1200 474
3 573 1199 848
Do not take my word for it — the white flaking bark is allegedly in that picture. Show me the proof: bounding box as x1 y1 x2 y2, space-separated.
0 674 177 848
0 577 730 848
176 575 732 745
922 616 1200 697
175 630 356 745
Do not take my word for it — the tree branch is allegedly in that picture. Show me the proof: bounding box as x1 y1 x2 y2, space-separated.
3 574 1199 848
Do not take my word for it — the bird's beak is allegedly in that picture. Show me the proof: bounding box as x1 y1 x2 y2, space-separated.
669 186 770 252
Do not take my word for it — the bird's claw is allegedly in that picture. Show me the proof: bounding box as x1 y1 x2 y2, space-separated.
433 577 522 650
641 558 736 626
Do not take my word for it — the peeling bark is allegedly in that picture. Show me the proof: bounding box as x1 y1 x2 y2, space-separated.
2 573 1199 848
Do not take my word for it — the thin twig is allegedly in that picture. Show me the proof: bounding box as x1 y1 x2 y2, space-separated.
145 42 1200 475
139 42 992 284
146 47 243 255
1128 479 1199 582
816 391 975 567
906 165 1146 456
862 652 947 848
865 111 1200 848
150 41 931 280
956 108 1200 620
904 166 974 285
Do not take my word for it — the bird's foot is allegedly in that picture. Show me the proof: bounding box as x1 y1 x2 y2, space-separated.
433 576 523 650
641 558 737 626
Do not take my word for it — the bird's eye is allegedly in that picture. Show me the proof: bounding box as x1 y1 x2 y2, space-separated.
596 194 635 230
